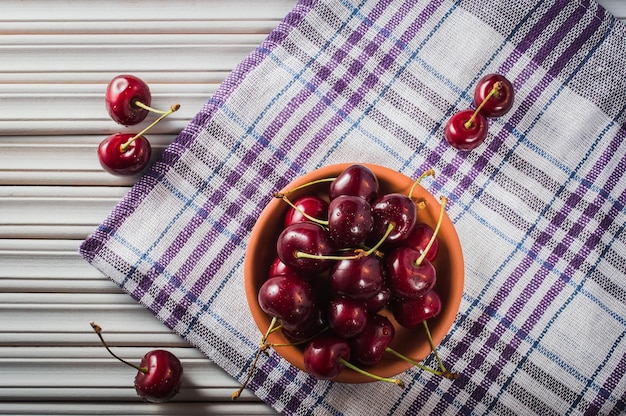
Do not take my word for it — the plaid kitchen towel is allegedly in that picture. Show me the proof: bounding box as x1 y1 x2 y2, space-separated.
80 0 626 414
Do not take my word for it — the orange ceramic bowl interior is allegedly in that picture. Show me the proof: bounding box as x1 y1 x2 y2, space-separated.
244 163 464 383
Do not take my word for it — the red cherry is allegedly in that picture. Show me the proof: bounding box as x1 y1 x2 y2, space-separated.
90 323 183 403
404 223 439 262
283 195 328 228
385 246 436 299
98 133 151 176
258 273 317 328
330 251 383 300
327 195 374 247
444 109 488 151
276 222 335 275
105 74 151 126
370 193 417 247
349 314 395 367
474 73 514 117
327 297 368 338
329 164 379 203
134 350 184 403
391 290 442 328
303 334 351 380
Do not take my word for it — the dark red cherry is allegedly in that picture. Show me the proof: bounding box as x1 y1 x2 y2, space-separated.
303 334 351 380
134 349 184 403
327 297 368 338
105 74 151 126
329 164 379 203
349 314 394 367
444 109 488 151
268 257 308 279
98 133 151 176
391 290 442 328
327 195 374 247
330 251 383 300
385 246 436 299
283 195 328 227
281 308 326 343
364 285 392 313
404 223 439 262
474 73 514 117
370 193 417 247
276 222 334 275
258 273 316 327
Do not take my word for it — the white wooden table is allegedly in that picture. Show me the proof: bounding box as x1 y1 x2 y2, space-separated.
1 1 623 414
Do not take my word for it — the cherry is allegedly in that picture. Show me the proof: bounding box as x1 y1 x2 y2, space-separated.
283 195 328 228
444 109 488 151
258 273 317 328
268 257 305 279
303 334 351 380
364 285 392 313
330 251 383 300
90 322 183 403
327 297 368 338
329 164 379 203
303 334 404 387
385 246 436 299
391 290 442 328
105 74 152 126
370 193 417 247
404 223 439 262
281 308 326 343
385 196 447 299
98 103 179 176
276 222 335 275
349 314 394 367
473 73 514 117
327 195 374 247
98 133 151 175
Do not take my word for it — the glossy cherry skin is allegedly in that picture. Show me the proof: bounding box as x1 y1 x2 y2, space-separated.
267 256 309 280
444 109 488 151
370 193 417 247
134 349 183 403
327 195 374 247
258 273 316 327
105 74 151 126
349 314 394 367
391 290 442 328
327 297 368 338
276 222 334 275
329 164 379 203
364 285 392 313
303 334 351 380
281 308 325 343
474 73 514 117
404 223 439 262
283 195 328 228
330 251 383 300
98 133 152 175
385 246 436 299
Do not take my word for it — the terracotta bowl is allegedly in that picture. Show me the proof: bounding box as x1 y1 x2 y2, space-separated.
244 163 464 383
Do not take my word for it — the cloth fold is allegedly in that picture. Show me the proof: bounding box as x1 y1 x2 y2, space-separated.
81 0 626 414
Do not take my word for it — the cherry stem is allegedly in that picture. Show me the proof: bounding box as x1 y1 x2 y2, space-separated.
268 326 329 348
464 81 502 129
295 222 394 262
415 196 447 266
120 103 180 153
273 177 336 199
133 100 174 115
90 322 147 374
232 317 279 400
279 194 329 226
338 358 405 388
385 347 458 380
408 169 436 200
422 320 449 375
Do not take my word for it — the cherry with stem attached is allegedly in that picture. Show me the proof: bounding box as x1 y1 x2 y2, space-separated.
90 322 183 403
98 103 180 175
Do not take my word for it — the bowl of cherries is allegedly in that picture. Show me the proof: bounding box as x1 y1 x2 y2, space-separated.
240 163 464 390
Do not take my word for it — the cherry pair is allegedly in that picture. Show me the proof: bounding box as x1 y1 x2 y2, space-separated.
444 73 514 151
99 75 180 175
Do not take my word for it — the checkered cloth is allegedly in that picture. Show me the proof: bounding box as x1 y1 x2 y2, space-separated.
80 0 626 414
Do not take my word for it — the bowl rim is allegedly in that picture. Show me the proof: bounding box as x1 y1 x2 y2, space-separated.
244 163 464 383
